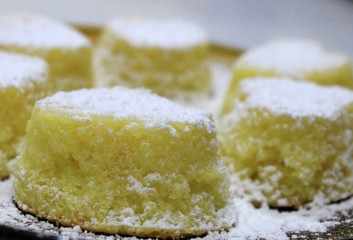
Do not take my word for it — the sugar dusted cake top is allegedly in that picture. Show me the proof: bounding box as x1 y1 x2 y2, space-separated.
0 51 47 88
0 13 90 49
237 40 350 77
37 87 215 132
237 78 353 120
109 17 208 49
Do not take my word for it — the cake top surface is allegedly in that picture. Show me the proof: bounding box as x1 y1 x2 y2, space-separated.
37 87 215 132
0 51 47 88
0 13 90 49
237 40 350 76
236 78 353 120
108 17 208 49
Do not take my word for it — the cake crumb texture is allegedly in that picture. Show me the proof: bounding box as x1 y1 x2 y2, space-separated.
0 51 47 179
219 78 353 207
0 12 93 92
13 87 234 238
2 52 353 240
94 17 211 99
223 40 353 114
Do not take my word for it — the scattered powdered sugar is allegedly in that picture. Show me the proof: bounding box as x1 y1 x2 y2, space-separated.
0 12 91 49
236 77 353 120
223 198 345 240
36 87 216 133
1 175 353 240
2 54 353 240
0 177 13 203
237 40 350 78
0 51 47 88
109 17 208 49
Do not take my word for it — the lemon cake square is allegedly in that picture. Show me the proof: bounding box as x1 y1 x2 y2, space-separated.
0 12 93 93
94 17 211 99
223 40 353 114
219 77 353 207
13 87 235 238
0 51 47 179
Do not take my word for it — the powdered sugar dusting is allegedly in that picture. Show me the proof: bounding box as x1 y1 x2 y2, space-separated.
0 51 47 88
237 40 350 77
0 177 12 203
36 87 215 133
2 55 353 240
1 174 353 240
0 12 90 49
109 17 208 49
237 78 353 120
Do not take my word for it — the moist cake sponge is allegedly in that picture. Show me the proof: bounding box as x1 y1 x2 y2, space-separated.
219 77 353 207
0 12 93 93
13 87 235 238
94 17 211 99
223 40 353 114
0 51 47 179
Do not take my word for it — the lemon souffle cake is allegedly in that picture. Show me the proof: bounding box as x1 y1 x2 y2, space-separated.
0 51 47 179
219 77 353 207
13 87 236 238
0 12 93 93
223 40 353 114
94 17 211 99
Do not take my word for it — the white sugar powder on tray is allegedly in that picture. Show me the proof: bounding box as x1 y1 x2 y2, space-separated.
0 177 13 203
1 175 353 240
1 58 353 240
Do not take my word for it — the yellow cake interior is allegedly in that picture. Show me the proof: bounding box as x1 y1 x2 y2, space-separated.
0 13 93 93
94 18 211 99
0 52 47 179
219 78 353 207
13 88 234 238
0 85 46 177
223 40 353 114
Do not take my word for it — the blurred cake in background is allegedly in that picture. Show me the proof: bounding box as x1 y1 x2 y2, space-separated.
219 77 353 207
0 12 93 93
13 87 235 238
0 51 47 179
94 17 211 100
223 40 353 114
